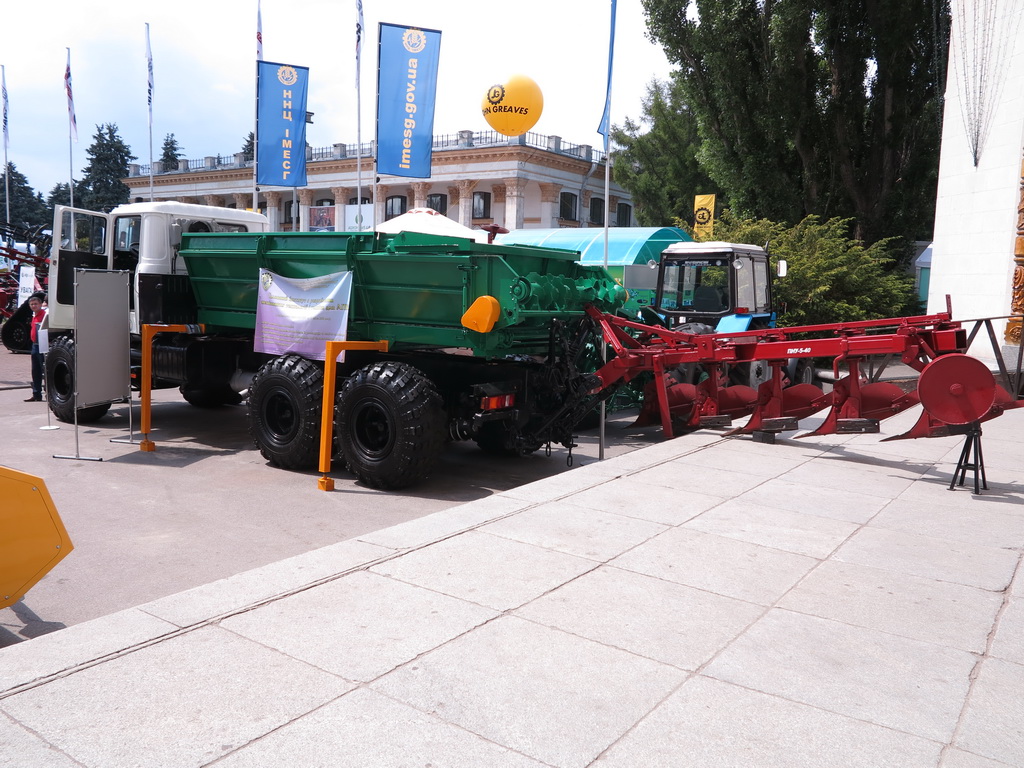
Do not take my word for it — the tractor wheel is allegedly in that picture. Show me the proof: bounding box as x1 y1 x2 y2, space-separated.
786 358 821 388
336 361 445 489
247 355 323 470
729 360 772 390
1 303 32 352
180 385 243 408
45 334 112 423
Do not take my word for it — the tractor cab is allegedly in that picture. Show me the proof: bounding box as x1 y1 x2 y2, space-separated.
653 241 778 332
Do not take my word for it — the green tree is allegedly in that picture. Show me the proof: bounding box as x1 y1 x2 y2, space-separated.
641 0 949 243
708 211 918 326
77 123 136 212
611 78 719 226
242 132 254 162
46 183 72 209
0 163 49 227
159 133 183 170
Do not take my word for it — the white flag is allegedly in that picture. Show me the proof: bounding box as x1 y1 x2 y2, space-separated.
355 0 363 88
256 0 264 60
146 24 154 128
65 49 77 143
2 65 9 151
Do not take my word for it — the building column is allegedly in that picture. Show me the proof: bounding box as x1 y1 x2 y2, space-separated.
232 193 249 211
503 177 528 231
375 184 390 225
202 194 225 208
331 186 351 232
264 191 282 230
447 186 460 218
298 189 315 232
538 183 562 228
410 182 430 210
492 184 507 231
457 179 478 228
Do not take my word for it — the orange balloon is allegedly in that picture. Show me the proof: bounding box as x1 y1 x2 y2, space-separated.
481 75 544 137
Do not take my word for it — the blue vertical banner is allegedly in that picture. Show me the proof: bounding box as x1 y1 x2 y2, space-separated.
597 0 617 153
257 60 309 187
376 23 441 178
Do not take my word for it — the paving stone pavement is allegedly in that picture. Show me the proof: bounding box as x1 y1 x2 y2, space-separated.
1 406 1023 768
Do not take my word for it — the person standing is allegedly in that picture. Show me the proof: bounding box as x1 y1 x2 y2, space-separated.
24 292 46 402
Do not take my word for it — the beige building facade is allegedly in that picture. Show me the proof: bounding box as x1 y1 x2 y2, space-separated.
124 130 633 235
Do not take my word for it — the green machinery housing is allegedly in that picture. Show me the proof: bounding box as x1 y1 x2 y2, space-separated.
180 230 627 356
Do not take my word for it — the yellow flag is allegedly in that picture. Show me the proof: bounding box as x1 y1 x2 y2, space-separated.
693 194 716 239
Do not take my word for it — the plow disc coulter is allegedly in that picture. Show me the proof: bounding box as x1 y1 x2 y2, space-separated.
586 306 1023 442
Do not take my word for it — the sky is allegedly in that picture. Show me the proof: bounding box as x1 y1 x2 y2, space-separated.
1 0 676 198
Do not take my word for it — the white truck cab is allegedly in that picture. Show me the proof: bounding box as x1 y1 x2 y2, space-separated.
49 201 268 334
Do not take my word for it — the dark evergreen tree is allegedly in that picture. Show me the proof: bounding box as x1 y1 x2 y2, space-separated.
242 132 254 162
77 123 136 212
641 0 950 243
0 163 49 227
46 183 72 209
611 78 719 226
159 133 183 170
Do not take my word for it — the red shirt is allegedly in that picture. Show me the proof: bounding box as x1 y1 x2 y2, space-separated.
30 309 45 344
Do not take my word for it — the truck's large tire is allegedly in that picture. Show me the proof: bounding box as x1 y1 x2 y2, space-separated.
247 355 323 470
336 361 444 490
45 334 112 424
1 302 32 352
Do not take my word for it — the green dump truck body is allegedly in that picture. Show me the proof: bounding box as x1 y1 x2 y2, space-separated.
180 230 626 356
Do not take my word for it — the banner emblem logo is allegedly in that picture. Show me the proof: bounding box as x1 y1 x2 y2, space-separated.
277 66 298 86
403 29 426 53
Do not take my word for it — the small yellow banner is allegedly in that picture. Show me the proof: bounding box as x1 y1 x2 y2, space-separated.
693 194 716 239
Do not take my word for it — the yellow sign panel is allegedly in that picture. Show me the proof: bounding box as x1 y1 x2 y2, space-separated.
694 194 716 239
0 466 73 609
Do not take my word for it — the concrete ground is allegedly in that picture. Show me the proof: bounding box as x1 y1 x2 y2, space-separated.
2 357 1022 766
0 347 661 642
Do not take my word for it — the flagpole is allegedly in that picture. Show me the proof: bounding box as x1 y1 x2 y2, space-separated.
65 48 77 209
146 23 154 202
355 0 364 230
2 65 9 224
253 0 262 213
597 0 617 463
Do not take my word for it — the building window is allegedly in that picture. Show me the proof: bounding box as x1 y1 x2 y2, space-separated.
590 197 605 225
348 196 370 205
616 202 632 227
472 191 491 219
560 192 578 221
385 195 407 220
426 193 447 215
316 198 334 206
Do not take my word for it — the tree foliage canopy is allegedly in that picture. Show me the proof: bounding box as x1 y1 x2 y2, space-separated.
638 0 949 243
0 164 49 227
708 212 919 326
77 123 136 212
160 133 183 169
610 79 717 226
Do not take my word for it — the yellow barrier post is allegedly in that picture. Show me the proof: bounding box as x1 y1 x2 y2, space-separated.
140 324 204 452
318 340 389 491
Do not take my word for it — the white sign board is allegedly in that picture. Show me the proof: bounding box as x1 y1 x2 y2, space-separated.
18 265 35 305
255 269 353 361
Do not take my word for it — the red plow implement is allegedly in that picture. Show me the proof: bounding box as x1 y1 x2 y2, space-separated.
586 306 1024 444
